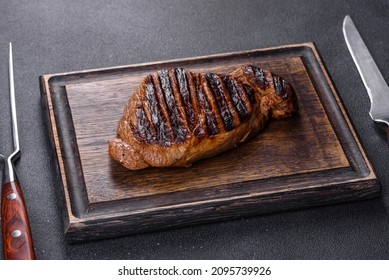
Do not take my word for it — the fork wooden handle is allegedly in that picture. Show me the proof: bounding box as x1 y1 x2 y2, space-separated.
1 180 35 260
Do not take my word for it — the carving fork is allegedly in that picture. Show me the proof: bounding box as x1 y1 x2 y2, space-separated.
0 43 35 260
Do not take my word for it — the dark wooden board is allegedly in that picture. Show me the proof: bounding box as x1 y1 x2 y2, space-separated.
40 43 380 243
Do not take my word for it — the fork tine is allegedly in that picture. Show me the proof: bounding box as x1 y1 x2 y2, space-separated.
7 42 20 182
9 42 20 160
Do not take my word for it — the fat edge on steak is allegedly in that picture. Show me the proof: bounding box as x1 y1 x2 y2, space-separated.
108 65 299 170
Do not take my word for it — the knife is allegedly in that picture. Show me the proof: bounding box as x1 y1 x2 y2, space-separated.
1 43 35 260
343 15 389 143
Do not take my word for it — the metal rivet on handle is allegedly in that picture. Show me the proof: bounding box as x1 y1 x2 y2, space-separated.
11 230 21 238
7 193 17 200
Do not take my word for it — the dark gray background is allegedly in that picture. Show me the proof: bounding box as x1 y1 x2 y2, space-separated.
0 0 388 259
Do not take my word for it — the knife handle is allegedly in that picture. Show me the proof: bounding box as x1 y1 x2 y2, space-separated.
1 180 35 260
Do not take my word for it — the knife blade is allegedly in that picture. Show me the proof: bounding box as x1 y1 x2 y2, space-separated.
343 15 389 142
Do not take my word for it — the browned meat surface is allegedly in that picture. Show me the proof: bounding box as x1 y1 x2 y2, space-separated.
108 65 298 170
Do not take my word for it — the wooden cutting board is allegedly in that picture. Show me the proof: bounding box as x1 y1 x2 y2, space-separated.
40 43 380 243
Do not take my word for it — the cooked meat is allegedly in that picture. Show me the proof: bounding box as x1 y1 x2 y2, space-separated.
108 65 298 170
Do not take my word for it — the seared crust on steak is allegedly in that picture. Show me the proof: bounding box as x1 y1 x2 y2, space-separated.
108 65 298 170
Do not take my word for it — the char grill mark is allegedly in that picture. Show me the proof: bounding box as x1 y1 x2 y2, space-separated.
158 69 188 143
205 73 235 131
272 74 288 99
134 101 157 144
175 68 199 134
129 121 142 143
223 76 250 121
253 66 270 90
236 82 254 113
145 76 173 147
242 65 270 90
195 75 219 136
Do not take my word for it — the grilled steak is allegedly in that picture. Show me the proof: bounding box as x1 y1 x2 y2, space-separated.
108 65 298 170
